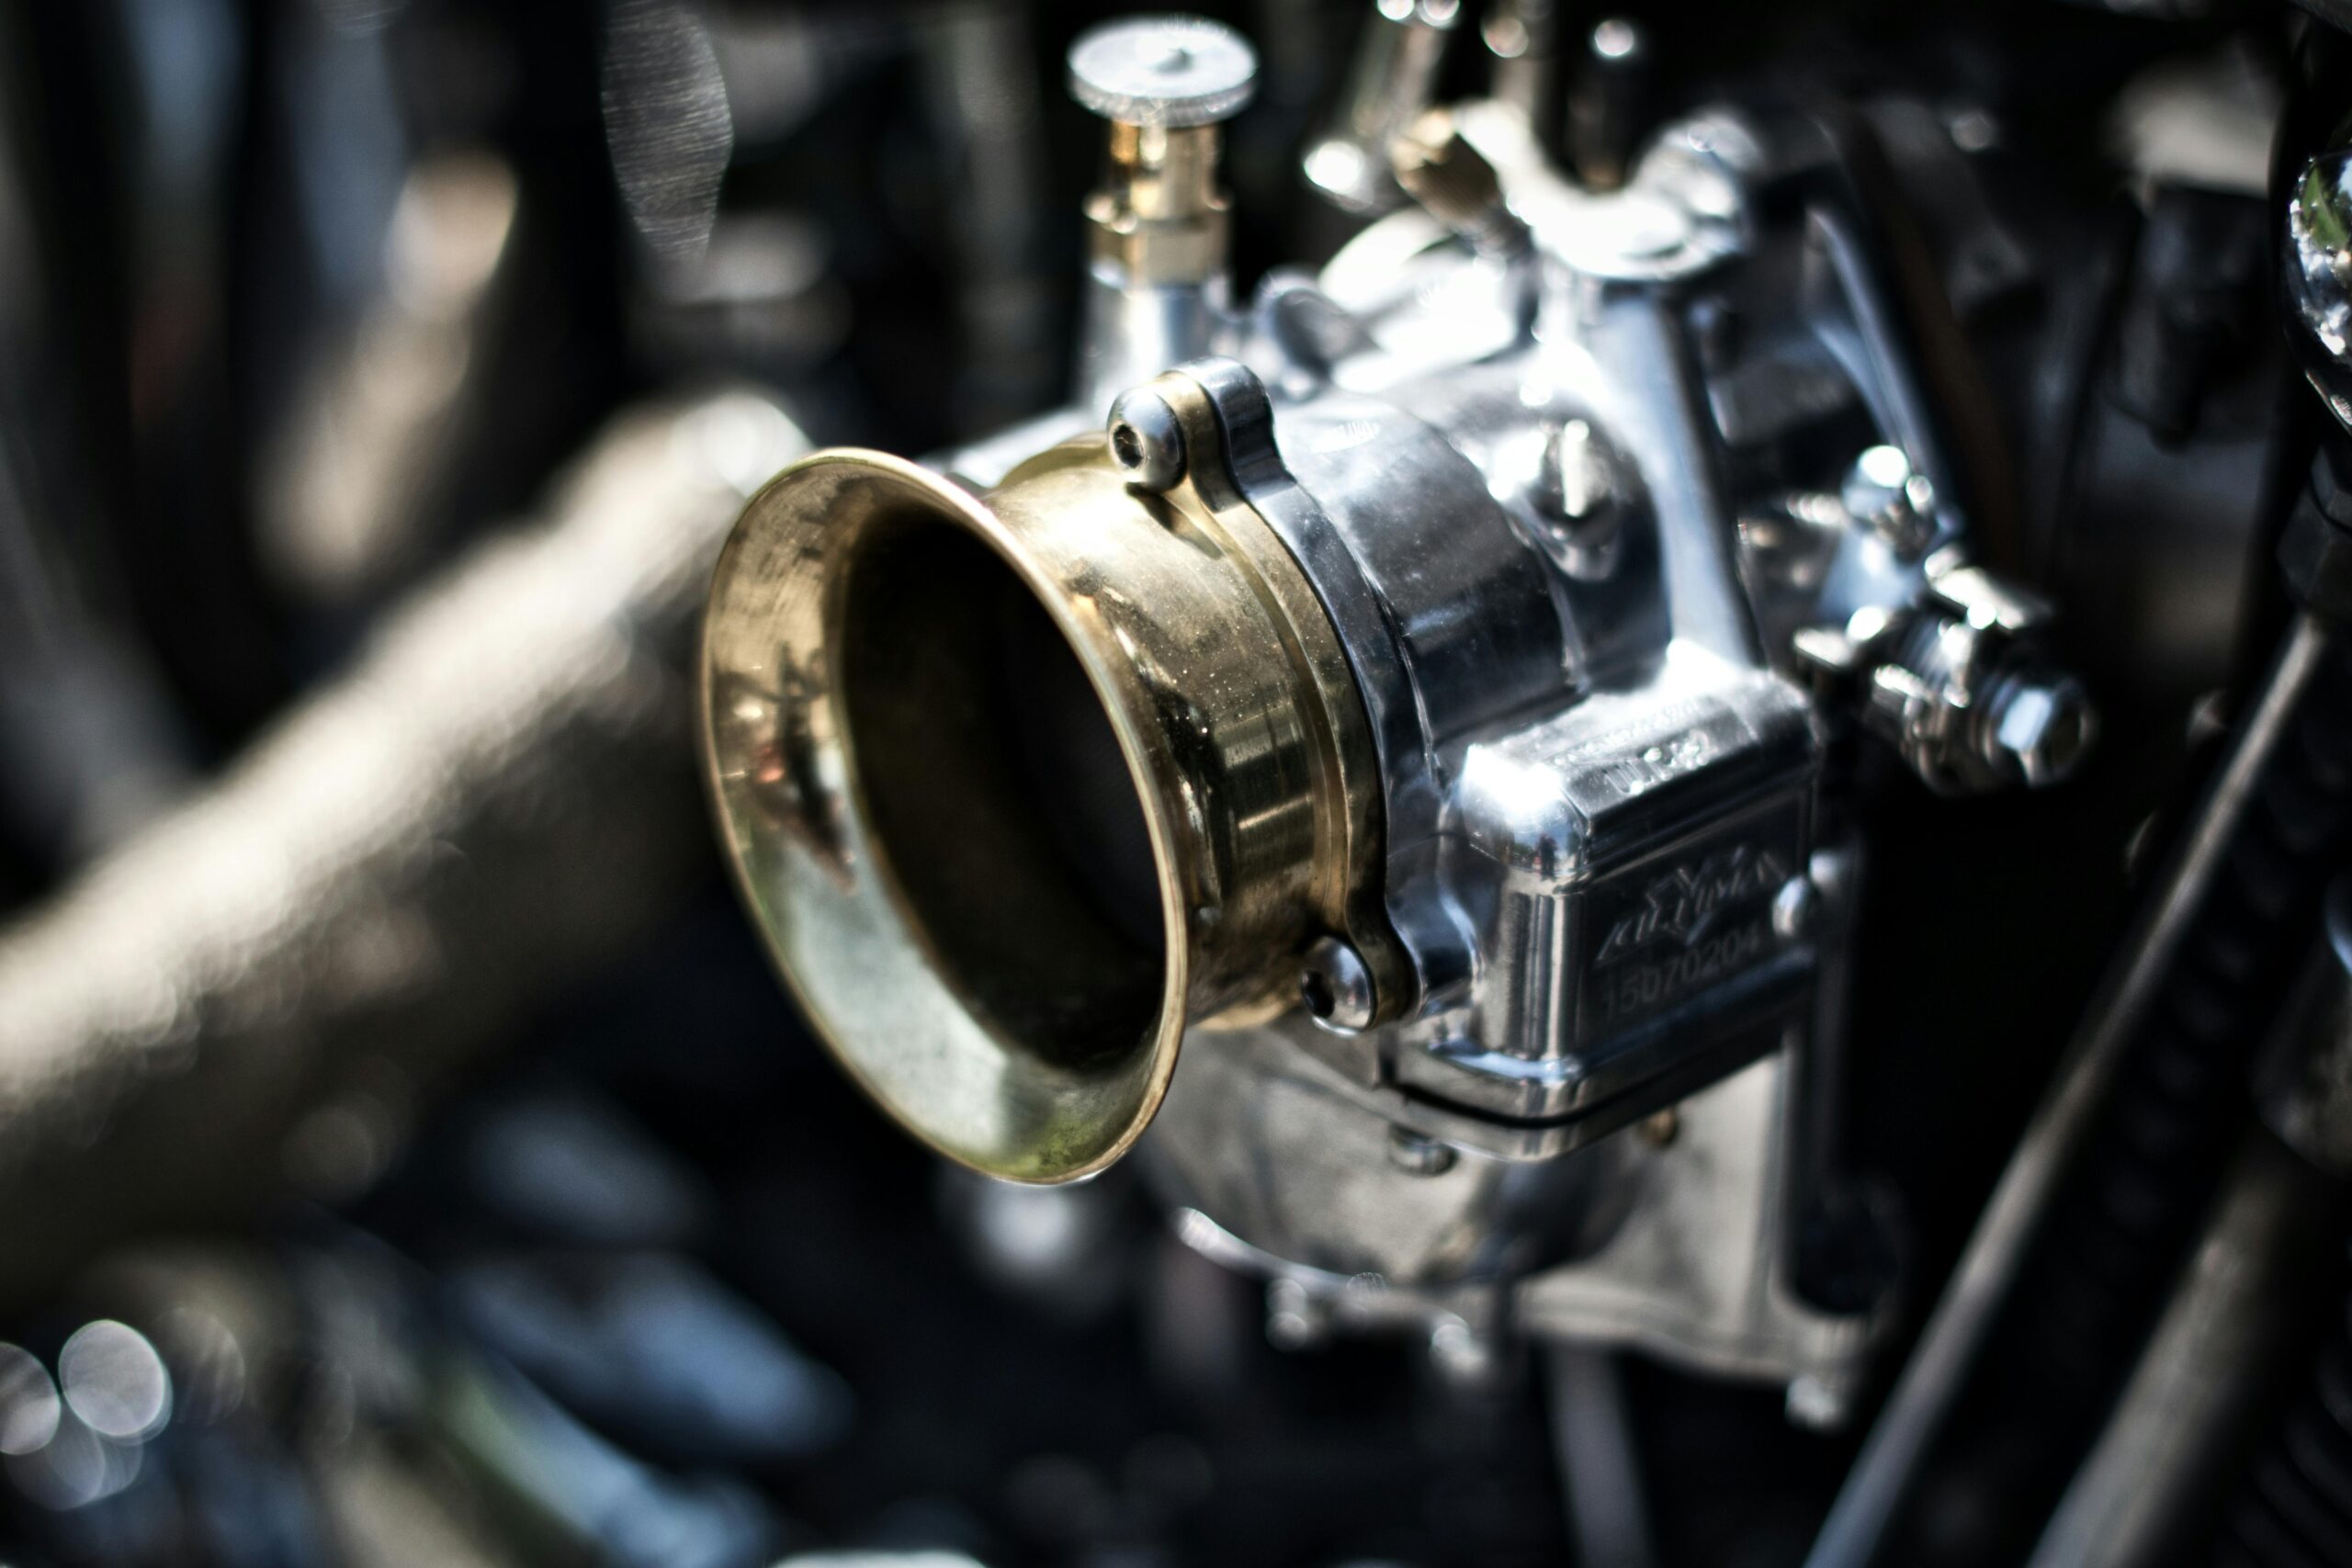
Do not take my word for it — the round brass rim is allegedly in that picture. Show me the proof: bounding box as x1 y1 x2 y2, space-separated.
699 378 1396 1183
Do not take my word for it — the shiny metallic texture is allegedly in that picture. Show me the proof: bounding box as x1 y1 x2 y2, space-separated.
699 376 1396 1183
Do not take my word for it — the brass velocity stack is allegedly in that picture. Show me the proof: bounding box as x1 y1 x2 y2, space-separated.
698 376 1392 1182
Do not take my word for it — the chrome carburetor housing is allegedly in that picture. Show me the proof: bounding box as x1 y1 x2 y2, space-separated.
699 17 2090 1420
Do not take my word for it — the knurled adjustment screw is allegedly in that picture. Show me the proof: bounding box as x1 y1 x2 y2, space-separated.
1067 16 1258 129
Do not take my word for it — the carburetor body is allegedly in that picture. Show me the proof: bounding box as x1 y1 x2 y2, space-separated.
700 17 2088 1417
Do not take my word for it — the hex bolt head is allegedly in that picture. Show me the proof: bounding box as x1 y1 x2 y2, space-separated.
1427 1316 1500 1388
1299 935 1376 1033
1987 673 2096 788
1591 16 1645 63
1106 389 1187 492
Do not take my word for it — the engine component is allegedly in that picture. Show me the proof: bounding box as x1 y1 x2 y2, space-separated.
1070 15 1261 411
699 16 2095 1416
1810 96 2352 1564
1304 0 1461 215
2289 141 2352 437
23 2 2352 1563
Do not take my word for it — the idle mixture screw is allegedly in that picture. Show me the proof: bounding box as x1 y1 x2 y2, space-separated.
1066 16 1258 128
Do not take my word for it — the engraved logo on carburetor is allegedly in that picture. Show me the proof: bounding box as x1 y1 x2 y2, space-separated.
1594 844 1788 967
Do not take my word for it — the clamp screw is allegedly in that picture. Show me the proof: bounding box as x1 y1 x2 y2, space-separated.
1303 0 1462 214
1107 389 1187 491
1300 936 1376 1033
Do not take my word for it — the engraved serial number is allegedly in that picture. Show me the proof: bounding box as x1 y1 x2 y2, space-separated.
1591 915 1770 1025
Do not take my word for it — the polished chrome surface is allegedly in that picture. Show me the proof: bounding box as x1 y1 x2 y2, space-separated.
1079 272 1234 418
1147 1022 1612 1285
2288 147 2352 434
698 21 2093 1409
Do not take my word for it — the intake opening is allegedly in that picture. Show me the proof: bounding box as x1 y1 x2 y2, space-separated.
834 513 1169 1074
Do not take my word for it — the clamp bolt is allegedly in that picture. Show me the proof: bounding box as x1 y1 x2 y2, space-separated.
1107 389 1188 492
1300 936 1376 1033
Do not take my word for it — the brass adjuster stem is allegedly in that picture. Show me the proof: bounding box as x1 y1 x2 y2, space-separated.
1088 121 1232 285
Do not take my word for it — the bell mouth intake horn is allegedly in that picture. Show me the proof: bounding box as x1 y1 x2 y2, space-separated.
697 373 1397 1182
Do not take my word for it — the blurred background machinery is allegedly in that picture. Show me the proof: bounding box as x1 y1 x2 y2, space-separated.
0 3 2344 1566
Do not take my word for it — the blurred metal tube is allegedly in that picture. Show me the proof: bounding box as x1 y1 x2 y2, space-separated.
1302 0 1461 215
0 389 808 1300
1549 1347 1659 1568
2023 1126 2346 1568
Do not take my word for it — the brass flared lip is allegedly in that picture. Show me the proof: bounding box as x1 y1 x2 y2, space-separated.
698 447 1189 1183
